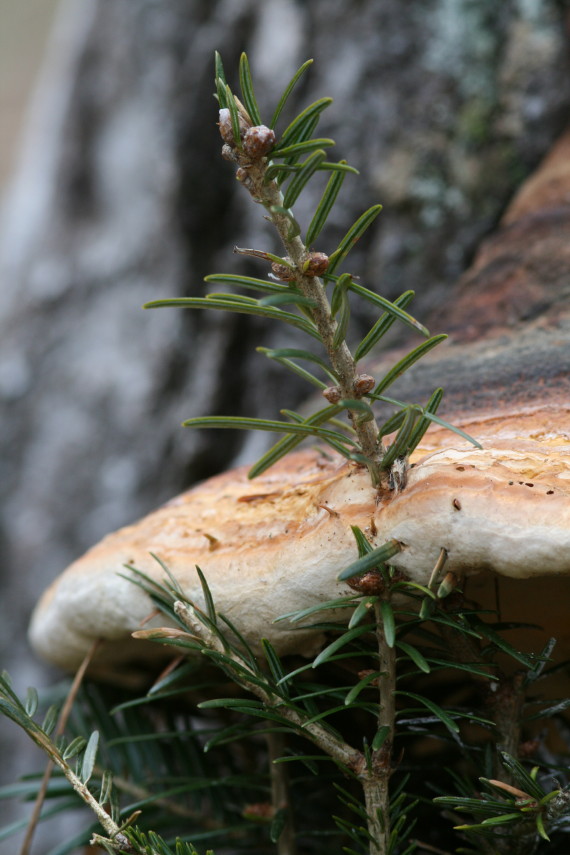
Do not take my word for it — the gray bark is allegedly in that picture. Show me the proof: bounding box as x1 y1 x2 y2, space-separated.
0 0 569 850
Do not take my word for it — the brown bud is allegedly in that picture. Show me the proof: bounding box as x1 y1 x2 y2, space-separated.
243 125 276 159
353 374 375 396
271 261 297 281
322 385 342 404
221 143 238 162
303 252 329 277
218 106 251 147
218 108 235 144
347 569 385 595
236 167 255 191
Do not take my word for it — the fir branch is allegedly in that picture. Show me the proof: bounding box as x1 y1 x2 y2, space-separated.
229 147 386 486
19 639 102 855
171 601 363 772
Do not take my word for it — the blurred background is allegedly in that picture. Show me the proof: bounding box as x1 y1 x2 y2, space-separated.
1 0 570 851
0 1 59 187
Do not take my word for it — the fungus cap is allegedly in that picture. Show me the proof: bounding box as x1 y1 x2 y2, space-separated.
29 449 378 671
29 416 570 674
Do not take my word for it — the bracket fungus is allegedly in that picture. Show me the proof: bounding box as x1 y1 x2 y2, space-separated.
29 130 570 678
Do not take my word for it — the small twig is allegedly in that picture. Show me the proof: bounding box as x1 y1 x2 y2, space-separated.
173 601 363 771
15 679 138 851
375 600 396 755
19 639 102 855
35 722 121 841
226 137 387 487
361 600 396 854
487 672 526 781
173 597 399 854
